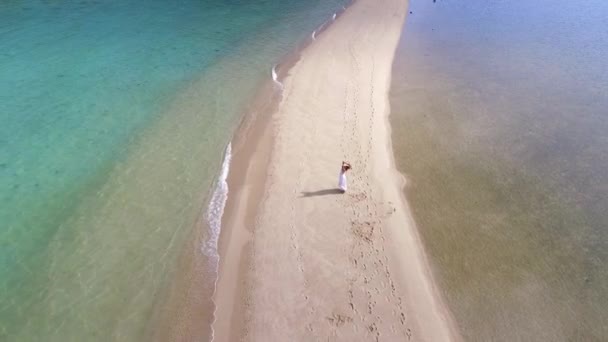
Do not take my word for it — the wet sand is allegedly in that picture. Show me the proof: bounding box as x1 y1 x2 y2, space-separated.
212 0 459 340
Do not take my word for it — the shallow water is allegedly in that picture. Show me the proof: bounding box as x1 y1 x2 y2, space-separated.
390 0 608 340
0 0 346 340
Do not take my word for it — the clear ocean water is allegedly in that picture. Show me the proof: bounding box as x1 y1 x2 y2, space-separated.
0 0 346 340
390 0 608 340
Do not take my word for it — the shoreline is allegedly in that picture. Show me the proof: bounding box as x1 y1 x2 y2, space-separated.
146 6 347 340
212 0 459 340
211 5 353 341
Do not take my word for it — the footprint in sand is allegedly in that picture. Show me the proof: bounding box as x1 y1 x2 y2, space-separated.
327 313 353 327
349 192 368 202
380 201 397 218
352 220 374 243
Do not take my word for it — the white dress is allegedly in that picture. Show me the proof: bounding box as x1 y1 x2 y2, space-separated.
339 171 347 191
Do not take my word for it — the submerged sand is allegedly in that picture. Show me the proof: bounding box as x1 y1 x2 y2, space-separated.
212 0 458 340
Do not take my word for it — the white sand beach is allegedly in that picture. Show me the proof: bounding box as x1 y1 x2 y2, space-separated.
212 0 459 340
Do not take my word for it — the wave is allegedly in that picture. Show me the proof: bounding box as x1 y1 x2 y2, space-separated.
205 142 232 342
202 142 231 260
312 10 340 42
272 64 284 88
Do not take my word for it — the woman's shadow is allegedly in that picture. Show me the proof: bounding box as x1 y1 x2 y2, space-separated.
300 188 344 197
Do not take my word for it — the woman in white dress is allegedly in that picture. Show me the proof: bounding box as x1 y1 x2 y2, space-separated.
339 161 352 192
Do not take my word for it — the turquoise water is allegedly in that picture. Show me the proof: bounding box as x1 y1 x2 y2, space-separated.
390 0 608 340
0 0 347 340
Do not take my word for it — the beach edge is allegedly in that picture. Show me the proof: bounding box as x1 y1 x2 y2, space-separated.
212 0 460 340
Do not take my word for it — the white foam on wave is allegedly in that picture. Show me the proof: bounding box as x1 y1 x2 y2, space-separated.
272 65 283 88
313 12 337 42
206 142 232 342
203 142 232 259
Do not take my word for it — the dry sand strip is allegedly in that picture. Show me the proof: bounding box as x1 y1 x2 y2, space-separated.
212 0 460 341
